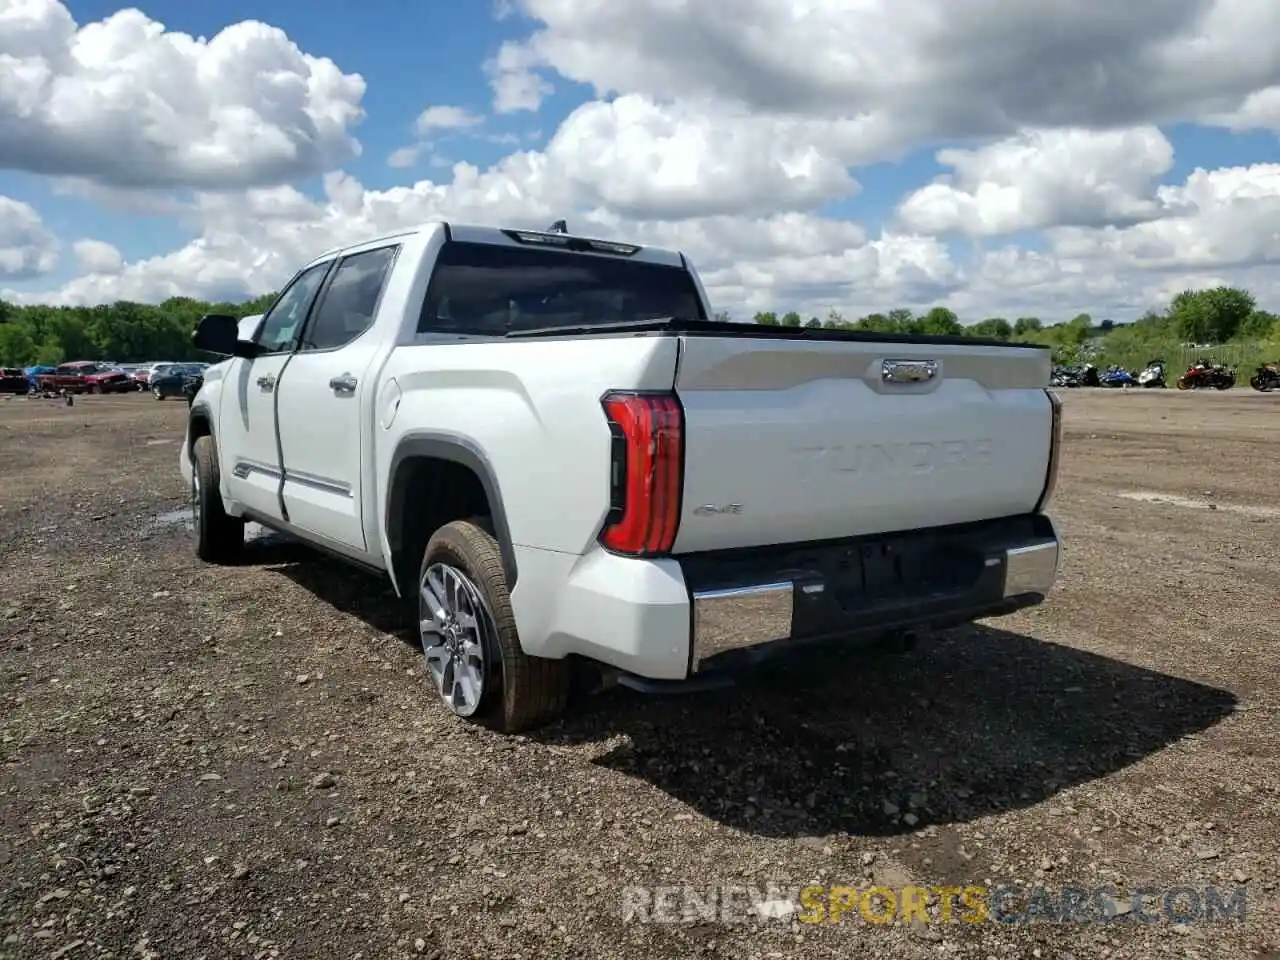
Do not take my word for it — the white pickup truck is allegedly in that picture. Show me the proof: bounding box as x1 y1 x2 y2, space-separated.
182 221 1063 732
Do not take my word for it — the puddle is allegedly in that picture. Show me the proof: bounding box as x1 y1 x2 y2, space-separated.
156 507 194 527
153 507 274 540
1117 491 1280 520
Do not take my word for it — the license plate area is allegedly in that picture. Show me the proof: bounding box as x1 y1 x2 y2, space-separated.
830 536 985 613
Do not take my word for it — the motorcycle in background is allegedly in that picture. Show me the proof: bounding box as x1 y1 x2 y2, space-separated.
1099 366 1136 387
1137 359 1167 388
1176 359 1236 390
1250 362 1280 392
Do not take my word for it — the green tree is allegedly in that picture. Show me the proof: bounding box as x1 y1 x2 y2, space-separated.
1168 286 1255 343
1238 309 1276 341
1013 317 1043 336
969 317 1012 340
0 294 274 366
887 308 913 329
754 311 779 325
917 307 962 336
780 311 802 327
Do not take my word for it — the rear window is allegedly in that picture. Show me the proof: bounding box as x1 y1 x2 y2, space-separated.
417 240 706 336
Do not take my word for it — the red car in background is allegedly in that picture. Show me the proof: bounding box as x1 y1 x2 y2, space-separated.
35 361 136 394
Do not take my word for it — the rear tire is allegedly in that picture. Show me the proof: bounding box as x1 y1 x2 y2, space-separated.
417 519 568 733
191 435 244 564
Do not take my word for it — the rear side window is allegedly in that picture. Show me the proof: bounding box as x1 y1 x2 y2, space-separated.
417 240 706 336
301 244 400 351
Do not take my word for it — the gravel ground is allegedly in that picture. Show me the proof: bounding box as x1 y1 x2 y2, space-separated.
1 389 1277 960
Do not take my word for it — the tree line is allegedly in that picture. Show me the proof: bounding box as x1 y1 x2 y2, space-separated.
741 286 1280 369
0 295 276 367
0 285 1276 369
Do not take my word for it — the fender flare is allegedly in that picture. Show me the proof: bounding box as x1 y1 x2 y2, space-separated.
187 401 216 458
386 432 519 589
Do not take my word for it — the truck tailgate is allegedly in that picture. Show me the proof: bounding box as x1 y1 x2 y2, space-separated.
671 336 1053 554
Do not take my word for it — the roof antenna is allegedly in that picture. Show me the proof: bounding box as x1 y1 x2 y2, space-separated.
547 220 568 234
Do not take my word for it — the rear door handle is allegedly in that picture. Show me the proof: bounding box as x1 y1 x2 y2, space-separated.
329 373 358 395
257 374 275 392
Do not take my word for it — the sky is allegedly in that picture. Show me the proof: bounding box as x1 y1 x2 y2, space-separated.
1 0 1280 323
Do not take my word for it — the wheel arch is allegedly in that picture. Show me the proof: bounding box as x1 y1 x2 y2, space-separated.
188 402 215 460
386 432 518 598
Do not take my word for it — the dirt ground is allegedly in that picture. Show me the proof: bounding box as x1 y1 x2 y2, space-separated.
0 388 1277 960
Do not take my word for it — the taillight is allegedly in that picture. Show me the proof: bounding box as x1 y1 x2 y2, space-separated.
599 391 684 556
1035 389 1063 512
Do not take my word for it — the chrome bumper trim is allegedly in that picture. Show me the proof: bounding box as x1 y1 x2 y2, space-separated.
1002 539 1060 599
688 520 1061 674
690 582 794 672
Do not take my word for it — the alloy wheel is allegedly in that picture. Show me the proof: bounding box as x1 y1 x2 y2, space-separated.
418 562 491 717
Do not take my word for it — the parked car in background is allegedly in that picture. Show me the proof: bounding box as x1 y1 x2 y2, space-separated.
0 367 30 394
36 361 135 394
112 364 145 390
133 362 177 388
151 363 207 400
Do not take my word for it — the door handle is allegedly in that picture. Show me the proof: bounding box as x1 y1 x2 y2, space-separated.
256 374 275 392
329 373 358 394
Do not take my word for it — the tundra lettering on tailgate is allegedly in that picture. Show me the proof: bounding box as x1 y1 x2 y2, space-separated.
792 439 995 478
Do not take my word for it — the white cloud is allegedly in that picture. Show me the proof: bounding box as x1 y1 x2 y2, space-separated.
8 0 1280 323
1050 164 1280 271
485 40 554 114
0 0 366 189
495 0 1280 152
0 196 59 281
387 146 421 169
415 106 485 134
540 96 863 219
1204 86 1280 132
72 238 123 273
10 166 957 317
897 127 1176 236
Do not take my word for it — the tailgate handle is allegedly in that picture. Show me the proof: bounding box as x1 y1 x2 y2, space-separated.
882 359 938 384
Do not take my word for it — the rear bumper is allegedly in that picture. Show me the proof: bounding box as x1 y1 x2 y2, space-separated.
513 513 1061 681
686 512 1060 674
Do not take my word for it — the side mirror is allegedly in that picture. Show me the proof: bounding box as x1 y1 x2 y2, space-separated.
193 314 258 358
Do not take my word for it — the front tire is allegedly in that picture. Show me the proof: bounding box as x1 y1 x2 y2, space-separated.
153 386 164 400
191 435 244 564
417 519 568 732
1176 377 1191 390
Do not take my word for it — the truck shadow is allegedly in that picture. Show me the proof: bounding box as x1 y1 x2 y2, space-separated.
265 548 1238 839
546 629 1237 838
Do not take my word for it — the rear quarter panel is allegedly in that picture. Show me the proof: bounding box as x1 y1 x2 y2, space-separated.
374 336 681 558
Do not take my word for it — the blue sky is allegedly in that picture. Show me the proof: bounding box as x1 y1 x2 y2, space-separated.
3 0 1279 320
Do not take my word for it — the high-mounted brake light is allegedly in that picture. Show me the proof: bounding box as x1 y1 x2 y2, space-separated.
501 229 641 257
1035 389 1063 512
599 392 683 556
